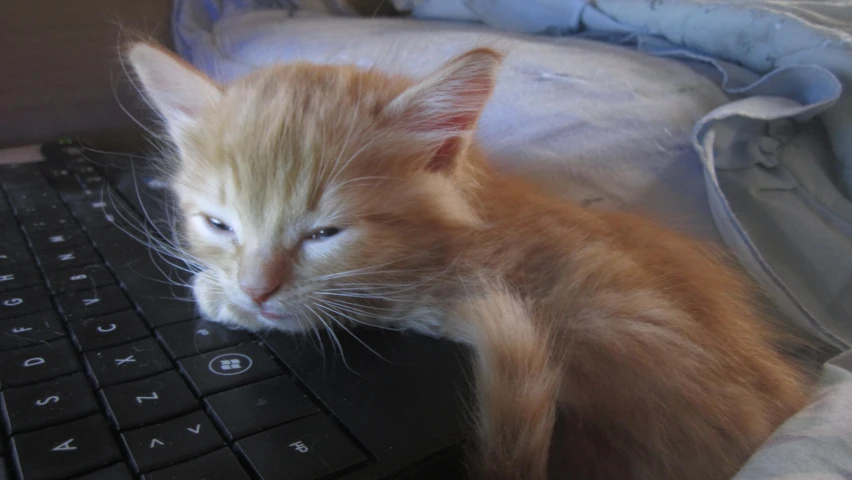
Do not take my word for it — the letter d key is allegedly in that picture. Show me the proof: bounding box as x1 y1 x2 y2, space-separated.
0 339 79 387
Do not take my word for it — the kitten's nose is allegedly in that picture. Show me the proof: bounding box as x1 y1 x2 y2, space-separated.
238 249 290 304
240 282 282 304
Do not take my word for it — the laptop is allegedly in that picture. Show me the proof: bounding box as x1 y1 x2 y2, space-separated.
0 140 472 480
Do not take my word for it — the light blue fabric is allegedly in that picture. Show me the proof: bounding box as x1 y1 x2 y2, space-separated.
691 67 849 351
389 0 852 353
398 0 852 197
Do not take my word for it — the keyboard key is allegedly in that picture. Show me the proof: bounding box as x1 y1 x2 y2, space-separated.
0 188 10 208
64 156 92 168
70 164 99 176
45 264 115 294
7 190 61 211
0 210 14 228
13 201 66 218
0 263 42 293
235 414 366 480
56 285 131 321
111 258 197 327
69 197 135 231
0 311 66 351
205 376 318 440
1 372 99 433
0 285 52 320
69 310 149 351
39 164 74 182
5 190 54 208
156 320 253 359
72 463 134 480
26 228 88 252
50 175 86 194
3 178 50 195
100 371 198 431
6 189 59 210
0 244 34 269
19 212 78 234
0 227 26 248
83 338 172 387
142 448 250 480
56 184 98 205
134 291 198 327
84 228 148 257
0 162 43 179
121 411 224 473
78 174 107 190
11 415 122 480
34 243 101 272
178 342 281 396
0 339 80 388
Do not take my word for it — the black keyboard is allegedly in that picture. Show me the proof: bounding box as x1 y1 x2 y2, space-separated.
0 148 368 479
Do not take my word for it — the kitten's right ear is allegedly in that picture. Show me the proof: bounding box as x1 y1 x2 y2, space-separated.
383 48 502 173
125 42 222 135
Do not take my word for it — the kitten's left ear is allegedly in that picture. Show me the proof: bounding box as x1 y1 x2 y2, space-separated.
384 48 503 173
125 42 222 136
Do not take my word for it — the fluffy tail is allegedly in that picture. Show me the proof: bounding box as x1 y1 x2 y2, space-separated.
457 288 561 480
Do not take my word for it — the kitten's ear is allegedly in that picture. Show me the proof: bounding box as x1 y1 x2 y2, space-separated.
384 48 502 172
125 42 222 135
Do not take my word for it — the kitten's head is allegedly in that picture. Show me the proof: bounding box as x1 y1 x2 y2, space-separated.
126 43 501 334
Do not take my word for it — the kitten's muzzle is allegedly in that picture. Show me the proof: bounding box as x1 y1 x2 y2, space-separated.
238 248 291 304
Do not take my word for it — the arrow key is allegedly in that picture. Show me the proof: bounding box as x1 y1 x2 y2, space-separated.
11 414 122 480
121 410 224 473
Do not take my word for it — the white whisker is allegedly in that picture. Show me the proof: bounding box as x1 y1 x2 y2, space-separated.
320 306 392 362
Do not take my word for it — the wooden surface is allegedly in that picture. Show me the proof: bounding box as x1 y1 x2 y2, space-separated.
0 0 173 148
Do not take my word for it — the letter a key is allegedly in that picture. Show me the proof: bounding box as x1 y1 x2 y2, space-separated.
11 415 122 479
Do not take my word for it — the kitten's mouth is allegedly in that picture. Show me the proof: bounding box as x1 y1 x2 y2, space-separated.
259 307 294 322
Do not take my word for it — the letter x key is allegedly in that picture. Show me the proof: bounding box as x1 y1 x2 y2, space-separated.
84 339 171 387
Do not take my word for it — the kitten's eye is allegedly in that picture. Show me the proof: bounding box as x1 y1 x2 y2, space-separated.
205 216 233 233
309 227 341 240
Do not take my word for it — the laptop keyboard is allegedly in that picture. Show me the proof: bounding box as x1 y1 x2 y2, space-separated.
0 148 368 479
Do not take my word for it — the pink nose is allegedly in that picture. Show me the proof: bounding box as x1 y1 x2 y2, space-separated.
240 282 282 304
238 249 291 305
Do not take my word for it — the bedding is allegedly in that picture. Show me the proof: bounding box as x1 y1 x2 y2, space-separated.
391 0 852 354
170 1 852 477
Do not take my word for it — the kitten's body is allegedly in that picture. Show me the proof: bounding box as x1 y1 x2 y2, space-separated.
457 171 807 479
127 44 810 480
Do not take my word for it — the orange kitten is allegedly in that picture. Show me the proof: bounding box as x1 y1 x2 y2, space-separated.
127 42 810 480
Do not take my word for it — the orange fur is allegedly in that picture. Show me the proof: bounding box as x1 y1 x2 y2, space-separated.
127 42 811 480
